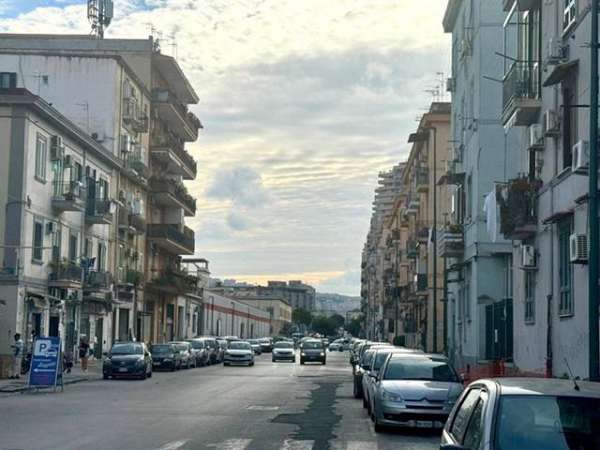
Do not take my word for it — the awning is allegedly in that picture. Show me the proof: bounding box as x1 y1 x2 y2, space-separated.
542 210 573 225
543 60 579 87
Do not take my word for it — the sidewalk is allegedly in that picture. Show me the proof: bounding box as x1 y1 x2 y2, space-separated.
0 361 103 393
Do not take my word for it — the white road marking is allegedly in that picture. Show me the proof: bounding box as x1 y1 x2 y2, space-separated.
157 440 190 450
207 439 252 450
282 439 315 450
346 441 378 450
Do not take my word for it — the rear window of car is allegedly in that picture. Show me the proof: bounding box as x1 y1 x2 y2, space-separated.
383 357 458 382
229 342 251 350
303 341 323 349
111 343 143 355
274 342 293 349
187 340 204 349
151 345 172 354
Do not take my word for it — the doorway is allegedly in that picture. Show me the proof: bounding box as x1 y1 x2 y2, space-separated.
49 315 60 337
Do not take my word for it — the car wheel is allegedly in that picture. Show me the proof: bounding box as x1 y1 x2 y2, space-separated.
373 412 384 433
272 358 276 362
170 365 176 372
323 361 326 365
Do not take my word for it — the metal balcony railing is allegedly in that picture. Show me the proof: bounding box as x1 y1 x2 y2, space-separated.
438 225 464 258
152 89 202 133
149 177 196 214
147 224 195 251
85 271 113 290
498 177 541 240
502 61 540 113
52 181 84 201
151 132 197 174
49 263 82 284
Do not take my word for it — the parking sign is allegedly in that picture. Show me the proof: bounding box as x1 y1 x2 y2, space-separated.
28 336 62 390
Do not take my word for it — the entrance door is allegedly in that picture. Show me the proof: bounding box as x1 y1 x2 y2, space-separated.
485 299 513 361
118 308 129 341
49 316 60 337
95 318 103 359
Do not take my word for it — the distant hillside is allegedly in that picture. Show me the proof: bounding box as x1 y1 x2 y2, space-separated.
315 293 361 315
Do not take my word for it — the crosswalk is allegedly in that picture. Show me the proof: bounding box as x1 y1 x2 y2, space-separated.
158 438 409 450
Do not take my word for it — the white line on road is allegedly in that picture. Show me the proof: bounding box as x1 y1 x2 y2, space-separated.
346 441 378 450
207 439 252 450
282 439 315 450
157 440 190 450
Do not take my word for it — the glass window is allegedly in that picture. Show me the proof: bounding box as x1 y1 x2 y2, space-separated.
463 397 485 449
111 343 143 355
525 270 535 323
563 0 577 32
35 133 47 181
302 341 323 349
558 218 573 315
450 388 482 442
32 220 44 261
68 233 78 262
97 242 106 271
383 357 459 382
495 394 600 450
84 238 92 258
0 72 17 88
228 342 251 350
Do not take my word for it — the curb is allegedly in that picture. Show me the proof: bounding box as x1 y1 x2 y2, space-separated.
0 375 101 393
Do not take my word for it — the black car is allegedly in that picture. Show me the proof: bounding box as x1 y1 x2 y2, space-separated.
150 343 182 371
300 339 326 365
103 342 152 380
258 337 273 353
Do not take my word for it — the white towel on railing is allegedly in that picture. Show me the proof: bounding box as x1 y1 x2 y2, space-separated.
483 190 497 243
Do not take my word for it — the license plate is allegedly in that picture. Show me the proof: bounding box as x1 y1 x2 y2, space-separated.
152 362 160 366
118 367 128 372
416 421 434 428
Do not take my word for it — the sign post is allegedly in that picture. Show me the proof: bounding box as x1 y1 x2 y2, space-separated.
27 336 63 392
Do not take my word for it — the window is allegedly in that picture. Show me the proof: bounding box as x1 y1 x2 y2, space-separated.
505 255 513 300
97 242 107 271
562 73 578 169
98 178 109 200
0 72 17 88
84 238 93 259
524 270 535 323
35 133 47 182
32 220 44 262
68 233 78 263
463 396 485 449
449 388 481 442
73 162 83 183
563 0 577 33
558 218 573 315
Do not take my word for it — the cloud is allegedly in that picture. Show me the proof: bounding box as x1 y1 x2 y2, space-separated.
205 166 269 208
226 211 251 231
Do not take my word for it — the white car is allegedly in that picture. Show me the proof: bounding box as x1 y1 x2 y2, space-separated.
328 339 344 351
272 341 296 362
223 341 255 366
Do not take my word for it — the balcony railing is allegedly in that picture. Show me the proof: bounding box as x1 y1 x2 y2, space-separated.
49 262 83 286
151 131 197 178
152 89 201 141
52 181 86 212
416 168 429 193
123 152 149 181
149 267 198 294
147 223 195 254
499 177 541 240
85 270 113 291
118 207 146 234
86 199 114 225
149 177 196 215
438 224 464 258
502 61 541 126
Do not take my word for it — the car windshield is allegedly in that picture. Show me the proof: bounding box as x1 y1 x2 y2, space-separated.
495 395 600 450
111 344 143 355
229 342 251 350
383 357 458 382
188 341 204 349
274 342 293 349
372 351 392 371
303 341 323 349
361 350 375 367
150 345 172 354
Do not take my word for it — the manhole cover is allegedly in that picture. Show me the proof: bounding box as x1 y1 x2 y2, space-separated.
247 405 280 411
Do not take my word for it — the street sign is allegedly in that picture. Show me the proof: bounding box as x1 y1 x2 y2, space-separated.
27 336 63 391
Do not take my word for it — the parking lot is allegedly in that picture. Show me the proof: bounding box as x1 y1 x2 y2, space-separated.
0 349 439 450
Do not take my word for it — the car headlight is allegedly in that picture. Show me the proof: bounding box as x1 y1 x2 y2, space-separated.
301 352 306 356
381 389 404 404
320 352 325 356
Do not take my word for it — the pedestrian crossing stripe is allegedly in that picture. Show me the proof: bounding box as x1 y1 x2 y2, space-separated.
199 439 386 450
282 439 315 450
206 439 253 450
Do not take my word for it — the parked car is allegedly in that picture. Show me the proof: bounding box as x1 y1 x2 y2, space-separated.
329 339 344 352
186 339 209 366
169 341 195 369
197 337 219 364
322 338 330 349
300 339 326 365
440 377 600 450
216 339 227 362
223 341 255 366
150 343 182 371
103 342 152 380
272 341 296 362
258 337 273 353
353 343 393 398
223 336 240 344
247 339 263 355
371 354 462 432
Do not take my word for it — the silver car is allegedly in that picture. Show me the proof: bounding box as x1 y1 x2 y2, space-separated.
223 341 255 366
371 354 463 432
272 341 296 362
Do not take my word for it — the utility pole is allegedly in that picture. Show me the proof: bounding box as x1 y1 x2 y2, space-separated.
589 0 599 382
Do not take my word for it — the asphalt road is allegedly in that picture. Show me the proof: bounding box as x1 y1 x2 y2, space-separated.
0 351 439 450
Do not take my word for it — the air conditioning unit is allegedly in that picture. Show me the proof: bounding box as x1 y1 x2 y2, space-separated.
546 37 566 65
446 77 455 93
572 140 589 173
569 233 588 264
50 135 64 160
120 134 131 153
529 124 543 149
63 154 73 167
543 109 559 136
46 221 56 235
521 244 536 268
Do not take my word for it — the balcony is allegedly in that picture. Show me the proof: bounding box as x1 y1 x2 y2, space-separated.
151 132 197 180
416 168 429 193
502 62 541 127
499 177 541 240
123 152 149 182
148 267 198 295
116 268 142 302
83 271 113 304
122 98 149 133
149 177 196 216
406 240 418 259
147 223 195 255
152 89 201 142
86 199 115 225
438 225 464 258
48 262 82 288
118 207 146 234
52 181 86 212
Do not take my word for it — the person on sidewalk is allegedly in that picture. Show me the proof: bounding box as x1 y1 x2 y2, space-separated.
78 336 90 373
9 333 23 379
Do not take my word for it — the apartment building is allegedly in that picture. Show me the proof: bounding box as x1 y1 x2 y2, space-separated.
0 35 201 345
0 89 121 369
498 0 595 379
442 1 520 372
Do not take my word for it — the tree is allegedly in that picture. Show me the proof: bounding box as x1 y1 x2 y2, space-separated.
292 308 313 326
345 316 363 337
311 315 337 337
330 314 345 330
280 322 293 337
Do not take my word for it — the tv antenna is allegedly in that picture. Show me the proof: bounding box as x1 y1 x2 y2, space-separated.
88 0 114 39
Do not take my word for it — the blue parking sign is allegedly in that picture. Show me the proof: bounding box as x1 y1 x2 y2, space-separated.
28 336 62 390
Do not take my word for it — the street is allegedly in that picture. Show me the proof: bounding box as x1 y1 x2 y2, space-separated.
0 351 439 450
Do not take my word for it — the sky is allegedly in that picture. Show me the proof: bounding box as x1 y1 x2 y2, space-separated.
0 0 450 295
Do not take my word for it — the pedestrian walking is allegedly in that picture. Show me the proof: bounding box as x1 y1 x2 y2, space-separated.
9 333 23 379
78 336 90 373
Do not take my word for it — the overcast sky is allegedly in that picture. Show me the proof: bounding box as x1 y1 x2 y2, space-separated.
0 0 450 295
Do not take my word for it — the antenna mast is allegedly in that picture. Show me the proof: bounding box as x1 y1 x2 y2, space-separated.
88 0 114 39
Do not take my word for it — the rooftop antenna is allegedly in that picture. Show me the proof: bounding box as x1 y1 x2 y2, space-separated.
564 358 581 391
168 32 178 59
88 0 114 39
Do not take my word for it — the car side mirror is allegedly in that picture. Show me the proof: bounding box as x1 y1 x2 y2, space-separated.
440 445 469 450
